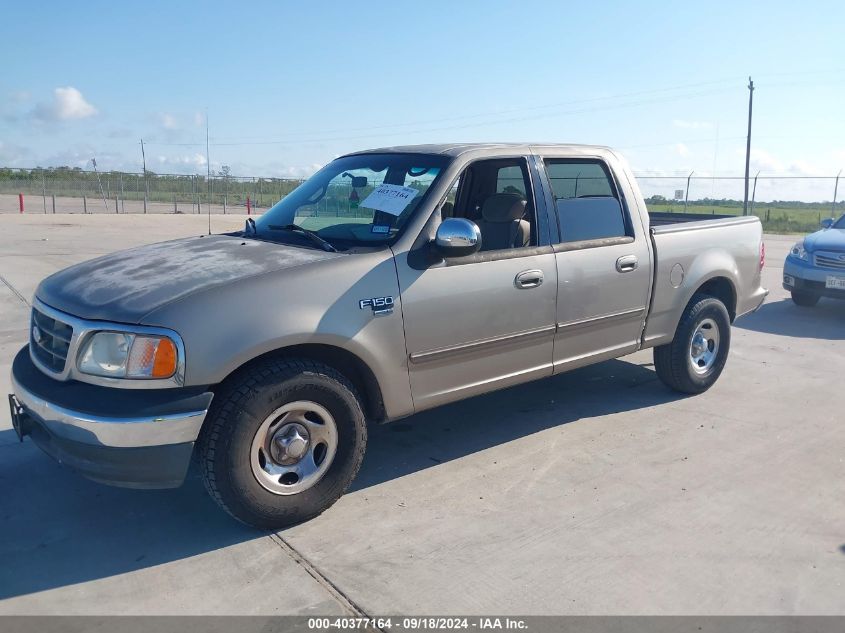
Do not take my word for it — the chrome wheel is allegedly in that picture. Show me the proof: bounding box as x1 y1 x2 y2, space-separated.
250 401 338 495
689 317 720 375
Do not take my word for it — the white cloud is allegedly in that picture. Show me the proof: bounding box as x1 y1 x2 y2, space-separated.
194 111 205 127
672 119 713 129
156 153 207 169
277 163 322 179
738 148 831 176
787 159 820 176
745 148 784 173
159 113 178 130
32 86 98 121
675 143 691 157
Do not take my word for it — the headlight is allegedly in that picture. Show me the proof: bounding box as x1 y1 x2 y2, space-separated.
790 242 809 261
78 332 178 379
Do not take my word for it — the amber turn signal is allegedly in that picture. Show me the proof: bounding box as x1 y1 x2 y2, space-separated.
151 337 178 378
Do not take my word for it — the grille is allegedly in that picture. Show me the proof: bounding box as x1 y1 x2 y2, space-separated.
30 307 74 373
814 251 845 270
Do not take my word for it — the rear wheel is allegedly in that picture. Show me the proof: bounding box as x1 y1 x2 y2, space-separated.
199 358 367 529
791 290 820 307
654 294 731 394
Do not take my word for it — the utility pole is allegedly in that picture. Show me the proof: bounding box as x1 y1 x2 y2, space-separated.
91 157 109 213
205 109 211 234
140 138 148 214
743 76 754 215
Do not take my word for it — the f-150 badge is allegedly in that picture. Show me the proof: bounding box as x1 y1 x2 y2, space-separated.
359 296 394 315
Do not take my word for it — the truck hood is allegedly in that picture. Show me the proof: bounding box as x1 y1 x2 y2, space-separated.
804 228 845 253
35 234 342 324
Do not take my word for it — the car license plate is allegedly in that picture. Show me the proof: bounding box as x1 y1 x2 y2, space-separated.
825 276 845 290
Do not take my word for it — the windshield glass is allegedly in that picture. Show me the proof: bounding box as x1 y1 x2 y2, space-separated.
255 153 448 248
833 215 845 229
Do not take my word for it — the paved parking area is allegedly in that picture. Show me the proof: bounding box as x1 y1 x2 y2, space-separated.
0 214 843 615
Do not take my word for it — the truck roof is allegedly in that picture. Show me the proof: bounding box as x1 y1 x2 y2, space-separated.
343 142 614 159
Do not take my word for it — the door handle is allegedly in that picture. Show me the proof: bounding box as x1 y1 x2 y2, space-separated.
515 269 544 289
616 255 638 273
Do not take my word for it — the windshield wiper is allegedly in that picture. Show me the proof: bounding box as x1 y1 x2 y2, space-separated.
267 224 337 252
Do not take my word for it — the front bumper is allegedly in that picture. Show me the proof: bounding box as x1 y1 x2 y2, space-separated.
9 346 214 488
783 256 845 300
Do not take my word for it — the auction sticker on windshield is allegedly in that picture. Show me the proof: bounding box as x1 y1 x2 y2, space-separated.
825 276 845 290
361 184 418 215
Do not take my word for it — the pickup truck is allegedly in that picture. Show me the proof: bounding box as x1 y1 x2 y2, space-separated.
783 214 845 306
9 143 768 528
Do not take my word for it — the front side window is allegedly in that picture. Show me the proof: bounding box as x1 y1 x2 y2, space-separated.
444 158 536 252
496 165 527 196
255 153 447 249
545 159 628 243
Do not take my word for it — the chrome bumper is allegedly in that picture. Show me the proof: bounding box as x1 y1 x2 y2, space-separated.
11 370 208 448
736 286 769 320
10 345 214 488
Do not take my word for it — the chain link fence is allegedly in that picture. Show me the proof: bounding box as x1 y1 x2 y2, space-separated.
0 167 302 215
1 166 843 233
636 174 844 233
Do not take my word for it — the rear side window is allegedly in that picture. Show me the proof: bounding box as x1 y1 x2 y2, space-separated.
545 159 628 242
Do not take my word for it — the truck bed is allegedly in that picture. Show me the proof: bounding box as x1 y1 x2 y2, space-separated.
648 211 735 228
642 211 765 348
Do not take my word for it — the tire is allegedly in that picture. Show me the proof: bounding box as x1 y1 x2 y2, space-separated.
791 290 820 307
653 294 731 394
199 358 367 529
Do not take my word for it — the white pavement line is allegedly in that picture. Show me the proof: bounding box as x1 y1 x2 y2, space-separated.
268 533 381 627
0 274 29 306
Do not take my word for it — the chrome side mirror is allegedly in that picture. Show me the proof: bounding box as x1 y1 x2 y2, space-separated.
821 218 835 229
434 218 482 257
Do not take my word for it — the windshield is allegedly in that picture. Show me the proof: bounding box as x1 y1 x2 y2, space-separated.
834 215 845 229
255 153 448 249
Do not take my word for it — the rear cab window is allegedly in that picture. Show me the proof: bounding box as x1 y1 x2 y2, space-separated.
543 159 631 243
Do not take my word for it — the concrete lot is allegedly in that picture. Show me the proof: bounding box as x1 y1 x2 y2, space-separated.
0 214 843 615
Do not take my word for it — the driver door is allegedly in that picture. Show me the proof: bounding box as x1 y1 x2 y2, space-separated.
395 157 558 412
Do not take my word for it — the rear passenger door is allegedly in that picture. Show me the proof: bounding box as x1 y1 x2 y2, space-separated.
540 157 652 371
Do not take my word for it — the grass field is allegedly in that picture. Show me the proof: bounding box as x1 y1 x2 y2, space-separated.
647 202 840 234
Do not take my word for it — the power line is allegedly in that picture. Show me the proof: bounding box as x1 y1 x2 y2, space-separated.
142 73 845 150
208 76 743 141
144 85 739 148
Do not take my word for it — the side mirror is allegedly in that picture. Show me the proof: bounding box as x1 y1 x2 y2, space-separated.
434 218 481 257
821 218 835 229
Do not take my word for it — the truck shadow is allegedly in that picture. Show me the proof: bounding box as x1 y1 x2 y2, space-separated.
352 358 674 492
0 357 679 603
735 298 845 340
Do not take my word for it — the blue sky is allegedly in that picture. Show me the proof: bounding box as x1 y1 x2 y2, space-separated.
1 0 843 199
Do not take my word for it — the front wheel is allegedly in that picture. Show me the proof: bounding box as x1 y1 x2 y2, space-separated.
791 290 820 307
199 358 367 529
654 294 731 394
